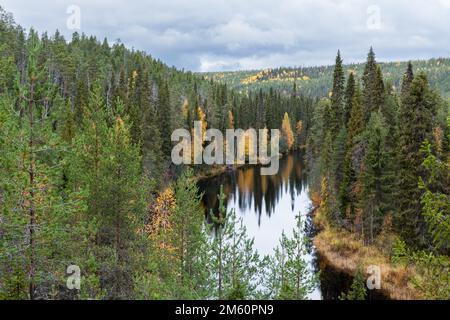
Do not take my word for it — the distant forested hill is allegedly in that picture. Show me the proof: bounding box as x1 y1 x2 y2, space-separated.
202 58 450 98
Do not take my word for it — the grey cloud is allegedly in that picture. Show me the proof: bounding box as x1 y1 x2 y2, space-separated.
1 0 450 71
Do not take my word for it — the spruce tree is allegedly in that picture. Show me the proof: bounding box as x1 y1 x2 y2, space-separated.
397 73 437 247
157 80 173 158
339 268 367 300
362 48 385 123
330 50 345 134
359 112 394 243
339 83 364 229
418 140 450 253
331 127 347 211
344 72 356 127
326 51 347 211
401 61 414 98
136 70 165 184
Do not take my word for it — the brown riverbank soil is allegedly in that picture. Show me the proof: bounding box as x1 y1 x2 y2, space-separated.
310 193 423 300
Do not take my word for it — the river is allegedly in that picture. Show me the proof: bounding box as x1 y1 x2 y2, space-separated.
197 151 323 300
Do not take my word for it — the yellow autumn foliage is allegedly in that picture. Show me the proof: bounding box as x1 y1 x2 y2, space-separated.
241 69 311 85
239 129 257 159
227 110 234 129
132 70 138 80
296 120 303 134
182 98 189 120
144 188 176 238
197 106 207 140
281 112 294 150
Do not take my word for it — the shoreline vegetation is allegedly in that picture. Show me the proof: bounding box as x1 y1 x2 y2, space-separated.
193 145 307 182
310 191 423 300
1 3 448 300
196 151 436 300
0 5 314 300
305 48 449 300
193 157 279 182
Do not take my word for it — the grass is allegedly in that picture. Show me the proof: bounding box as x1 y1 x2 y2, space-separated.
312 205 423 300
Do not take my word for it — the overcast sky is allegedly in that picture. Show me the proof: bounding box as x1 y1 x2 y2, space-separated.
2 0 450 72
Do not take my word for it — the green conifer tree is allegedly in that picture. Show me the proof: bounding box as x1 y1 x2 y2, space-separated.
263 215 317 300
207 187 260 300
359 112 395 243
330 50 345 134
170 169 210 299
397 73 437 247
339 268 367 300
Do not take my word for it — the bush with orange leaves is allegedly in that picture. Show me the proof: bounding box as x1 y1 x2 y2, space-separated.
142 188 176 247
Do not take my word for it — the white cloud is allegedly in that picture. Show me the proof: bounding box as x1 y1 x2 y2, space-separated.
1 0 450 71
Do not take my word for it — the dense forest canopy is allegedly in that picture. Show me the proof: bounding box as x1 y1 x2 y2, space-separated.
0 6 314 183
0 7 315 300
306 49 449 299
0 5 448 301
203 58 450 98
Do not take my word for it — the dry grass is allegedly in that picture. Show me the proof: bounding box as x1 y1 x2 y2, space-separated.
310 190 322 208
313 208 423 300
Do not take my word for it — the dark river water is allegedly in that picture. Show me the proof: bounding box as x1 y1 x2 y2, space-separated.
198 151 391 300
198 151 322 300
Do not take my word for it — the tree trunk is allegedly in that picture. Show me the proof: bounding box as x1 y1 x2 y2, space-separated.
27 79 36 300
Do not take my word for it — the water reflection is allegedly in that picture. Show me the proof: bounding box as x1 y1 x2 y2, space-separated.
199 151 309 223
198 151 322 300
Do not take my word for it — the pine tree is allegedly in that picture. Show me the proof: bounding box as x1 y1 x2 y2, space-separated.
99 111 146 299
74 78 89 122
263 215 317 300
207 187 260 300
393 238 450 299
0 42 15 94
0 35 87 299
68 87 146 299
169 169 210 298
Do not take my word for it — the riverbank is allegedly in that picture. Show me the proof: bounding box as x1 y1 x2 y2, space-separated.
310 192 423 300
193 152 287 182
193 163 248 182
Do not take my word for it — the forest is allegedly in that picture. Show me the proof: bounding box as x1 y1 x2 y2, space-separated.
0 7 314 300
0 5 449 300
204 57 450 98
307 49 449 299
